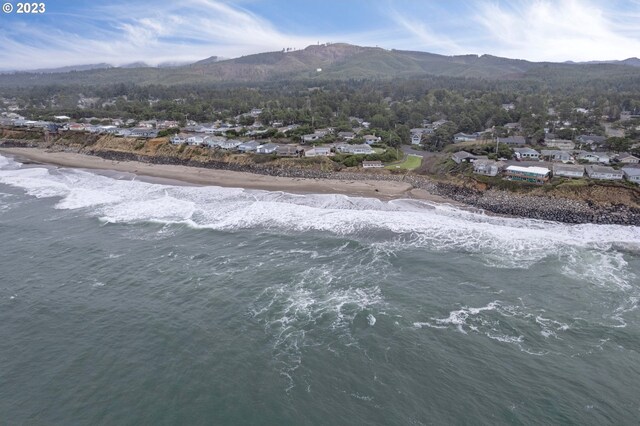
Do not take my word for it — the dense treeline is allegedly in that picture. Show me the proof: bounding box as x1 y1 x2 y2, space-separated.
3 75 640 148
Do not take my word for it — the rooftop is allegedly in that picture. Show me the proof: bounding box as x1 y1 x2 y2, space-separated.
506 165 550 175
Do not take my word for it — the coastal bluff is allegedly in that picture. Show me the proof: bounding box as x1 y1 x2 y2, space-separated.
1 132 639 226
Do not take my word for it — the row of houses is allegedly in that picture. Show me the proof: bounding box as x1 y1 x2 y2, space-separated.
169 133 377 157
495 134 609 149
513 147 639 165
473 159 639 183
454 150 640 183
300 130 381 145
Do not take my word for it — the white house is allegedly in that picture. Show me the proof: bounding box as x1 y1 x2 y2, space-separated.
504 165 550 184
301 132 326 142
541 150 572 163
585 165 623 180
363 135 381 145
410 128 430 145
553 164 584 178
337 144 373 155
578 151 610 164
237 141 260 152
170 134 188 145
187 135 205 145
218 140 243 150
545 139 575 150
362 161 384 168
256 143 279 154
454 132 478 143
514 147 540 160
305 147 332 157
615 153 640 164
622 167 640 184
473 160 503 176
337 132 355 141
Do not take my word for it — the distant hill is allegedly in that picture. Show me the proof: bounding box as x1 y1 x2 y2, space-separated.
569 57 640 67
1 43 639 87
118 62 151 69
3 63 114 74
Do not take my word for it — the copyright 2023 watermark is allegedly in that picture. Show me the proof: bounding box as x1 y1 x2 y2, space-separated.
3 2 47 14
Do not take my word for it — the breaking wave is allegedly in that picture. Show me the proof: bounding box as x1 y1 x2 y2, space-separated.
1 154 638 282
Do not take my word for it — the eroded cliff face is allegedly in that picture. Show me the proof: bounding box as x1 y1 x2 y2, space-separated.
2 128 640 223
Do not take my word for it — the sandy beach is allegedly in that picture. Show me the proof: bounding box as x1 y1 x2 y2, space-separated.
0 147 453 203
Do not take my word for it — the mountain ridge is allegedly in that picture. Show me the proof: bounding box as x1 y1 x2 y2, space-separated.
1 43 640 87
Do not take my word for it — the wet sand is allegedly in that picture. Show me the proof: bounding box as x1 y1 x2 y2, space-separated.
0 147 453 204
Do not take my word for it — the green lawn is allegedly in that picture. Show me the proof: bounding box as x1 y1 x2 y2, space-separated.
385 155 422 170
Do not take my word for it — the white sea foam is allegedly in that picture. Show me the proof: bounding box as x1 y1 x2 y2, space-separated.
250 263 384 391
415 300 577 353
1 154 638 284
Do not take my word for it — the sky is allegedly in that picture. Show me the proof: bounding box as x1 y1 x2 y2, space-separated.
1 0 640 70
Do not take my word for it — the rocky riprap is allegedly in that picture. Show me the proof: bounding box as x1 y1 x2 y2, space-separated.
2 141 639 226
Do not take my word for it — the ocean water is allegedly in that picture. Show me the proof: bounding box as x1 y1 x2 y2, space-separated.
1 153 639 425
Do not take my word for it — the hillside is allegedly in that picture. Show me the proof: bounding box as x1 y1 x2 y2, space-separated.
1 43 640 87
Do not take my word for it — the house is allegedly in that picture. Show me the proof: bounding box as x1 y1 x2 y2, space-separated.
362 160 384 168
187 135 205 145
473 160 504 177
585 165 623 180
501 103 515 111
276 145 299 157
541 150 572 163
305 147 331 157
301 132 326 143
513 147 540 160
337 131 355 141
622 167 640 184
363 135 381 145
256 143 279 154
129 128 158 138
545 138 575 150
497 136 526 146
504 166 550 184
410 128 432 145
337 144 374 155
432 119 448 128
170 134 187 145
553 164 584 178
453 132 478 143
577 134 606 148
68 123 86 131
452 151 478 164
218 140 243 150
504 122 521 131
237 141 260 152
577 151 610 164
203 136 226 147
116 129 132 137
614 153 640 164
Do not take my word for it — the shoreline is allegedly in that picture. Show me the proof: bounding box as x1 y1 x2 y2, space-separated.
0 147 456 205
2 145 639 225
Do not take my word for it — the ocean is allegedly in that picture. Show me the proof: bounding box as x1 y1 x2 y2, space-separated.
1 153 639 425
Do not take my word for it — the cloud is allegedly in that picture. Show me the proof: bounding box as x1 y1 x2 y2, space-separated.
471 0 640 61
2 0 640 70
0 0 322 70
389 11 464 54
